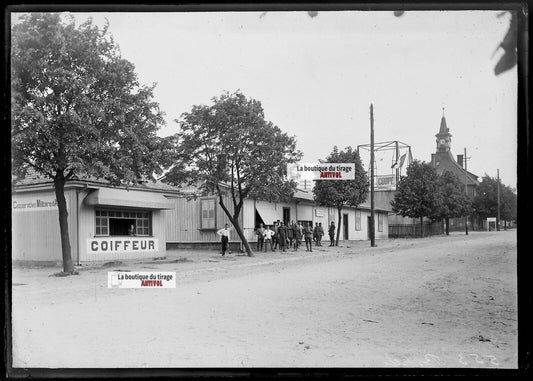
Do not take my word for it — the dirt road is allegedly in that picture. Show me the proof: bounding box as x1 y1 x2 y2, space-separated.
11 230 517 368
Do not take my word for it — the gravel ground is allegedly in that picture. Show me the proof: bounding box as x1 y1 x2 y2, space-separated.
10 230 517 369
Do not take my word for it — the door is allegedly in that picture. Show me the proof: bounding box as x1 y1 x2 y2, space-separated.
283 207 291 225
343 214 349 240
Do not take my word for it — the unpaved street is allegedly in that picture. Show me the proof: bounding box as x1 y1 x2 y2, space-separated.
11 230 517 368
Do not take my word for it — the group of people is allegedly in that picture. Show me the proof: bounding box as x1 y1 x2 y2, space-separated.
255 220 337 253
217 220 338 256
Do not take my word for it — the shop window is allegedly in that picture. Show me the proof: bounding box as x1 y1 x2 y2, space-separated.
378 213 383 232
200 198 216 229
95 209 151 236
355 210 361 231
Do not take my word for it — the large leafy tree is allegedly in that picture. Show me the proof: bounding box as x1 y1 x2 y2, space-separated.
391 160 442 237
12 13 170 273
164 91 302 256
429 171 472 235
473 175 517 229
313 146 368 246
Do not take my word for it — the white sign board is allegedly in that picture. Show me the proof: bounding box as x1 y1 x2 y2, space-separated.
288 163 356 181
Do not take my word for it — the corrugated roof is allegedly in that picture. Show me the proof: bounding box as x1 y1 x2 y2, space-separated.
13 167 182 194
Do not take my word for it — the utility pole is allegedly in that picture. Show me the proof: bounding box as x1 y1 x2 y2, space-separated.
370 104 376 247
497 168 501 231
464 147 469 235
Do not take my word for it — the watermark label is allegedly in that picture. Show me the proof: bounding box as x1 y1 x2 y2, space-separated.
288 163 356 181
108 271 176 288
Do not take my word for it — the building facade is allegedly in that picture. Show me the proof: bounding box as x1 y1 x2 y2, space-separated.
164 188 391 250
12 171 178 265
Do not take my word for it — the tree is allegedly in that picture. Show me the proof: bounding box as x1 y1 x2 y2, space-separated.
164 91 302 256
11 13 170 274
391 160 441 237
429 171 472 235
473 175 517 229
312 146 368 246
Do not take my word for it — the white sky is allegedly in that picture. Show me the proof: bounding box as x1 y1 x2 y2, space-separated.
13 10 518 187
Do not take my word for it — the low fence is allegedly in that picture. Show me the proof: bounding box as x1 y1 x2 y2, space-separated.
389 222 444 238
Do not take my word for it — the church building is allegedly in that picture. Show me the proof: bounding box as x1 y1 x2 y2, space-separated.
430 111 479 198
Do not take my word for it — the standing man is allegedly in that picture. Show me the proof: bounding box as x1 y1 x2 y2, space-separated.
217 223 233 256
277 221 287 252
318 222 324 246
293 222 302 251
263 225 275 252
287 220 295 249
272 221 279 250
304 222 314 252
328 221 336 246
256 223 265 252
313 222 320 245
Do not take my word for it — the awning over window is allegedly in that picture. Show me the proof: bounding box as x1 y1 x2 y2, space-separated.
255 203 281 226
84 188 173 210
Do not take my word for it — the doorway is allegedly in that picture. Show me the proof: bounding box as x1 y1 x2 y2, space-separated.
283 207 291 225
343 214 349 240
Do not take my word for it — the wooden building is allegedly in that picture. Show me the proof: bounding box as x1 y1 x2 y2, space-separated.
12 170 179 265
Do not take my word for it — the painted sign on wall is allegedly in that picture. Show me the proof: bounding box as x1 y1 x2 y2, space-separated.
87 237 159 254
12 198 64 212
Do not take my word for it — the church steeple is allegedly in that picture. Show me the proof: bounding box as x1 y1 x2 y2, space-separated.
435 108 452 152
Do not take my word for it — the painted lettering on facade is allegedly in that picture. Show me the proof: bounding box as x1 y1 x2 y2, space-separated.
12 198 60 211
87 237 159 254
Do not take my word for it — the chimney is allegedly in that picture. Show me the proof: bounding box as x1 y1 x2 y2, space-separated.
457 154 464 168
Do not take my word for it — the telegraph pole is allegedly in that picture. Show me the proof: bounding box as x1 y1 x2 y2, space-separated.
497 168 501 231
464 147 469 235
370 104 376 247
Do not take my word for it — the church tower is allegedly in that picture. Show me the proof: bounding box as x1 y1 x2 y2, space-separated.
435 109 452 152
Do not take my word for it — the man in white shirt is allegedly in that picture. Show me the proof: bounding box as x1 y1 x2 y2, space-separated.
263 225 275 252
216 223 233 256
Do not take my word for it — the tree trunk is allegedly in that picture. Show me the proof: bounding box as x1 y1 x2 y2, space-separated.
335 206 342 246
53 173 74 273
231 217 254 257
445 217 450 235
420 216 424 238
216 192 254 257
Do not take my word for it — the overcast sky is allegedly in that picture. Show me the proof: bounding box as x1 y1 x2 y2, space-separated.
14 10 518 187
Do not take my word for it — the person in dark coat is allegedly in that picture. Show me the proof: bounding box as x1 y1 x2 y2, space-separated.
287 220 295 248
256 223 265 251
318 222 324 246
304 222 314 252
293 222 302 251
272 220 279 250
328 221 336 246
313 222 320 245
277 221 287 252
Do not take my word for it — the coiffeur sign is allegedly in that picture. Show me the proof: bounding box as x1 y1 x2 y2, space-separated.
88 237 158 254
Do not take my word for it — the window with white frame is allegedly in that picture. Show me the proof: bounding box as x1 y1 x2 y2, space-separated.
355 210 361 231
95 209 151 236
200 198 216 229
378 212 383 232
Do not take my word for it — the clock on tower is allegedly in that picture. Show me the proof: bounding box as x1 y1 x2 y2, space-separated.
435 111 452 152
